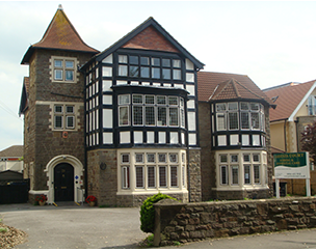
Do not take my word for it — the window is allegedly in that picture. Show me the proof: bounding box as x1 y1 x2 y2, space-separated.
118 94 184 128
119 150 186 192
159 166 167 187
122 166 130 189
215 102 264 132
244 165 251 184
221 166 228 185
231 166 239 185
52 57 76 82
308 95 316 115
218 152 267 188
117 54 182 80
53 104 76 130
147 166 156 188
135 166 144 188
171 166 178 187
254 165 260 184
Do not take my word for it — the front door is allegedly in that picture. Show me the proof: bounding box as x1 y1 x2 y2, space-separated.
54 163 74 202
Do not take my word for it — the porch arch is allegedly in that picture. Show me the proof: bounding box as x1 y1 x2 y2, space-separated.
44 155 84 204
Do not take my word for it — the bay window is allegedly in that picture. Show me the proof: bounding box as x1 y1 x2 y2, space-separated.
215 102 265 132
118 94 184 128
118 150 186 192
217 151 268 188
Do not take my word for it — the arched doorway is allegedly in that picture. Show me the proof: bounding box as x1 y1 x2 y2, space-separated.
54 163 74 201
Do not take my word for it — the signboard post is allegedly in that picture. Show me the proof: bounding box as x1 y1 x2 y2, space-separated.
274 152 311 198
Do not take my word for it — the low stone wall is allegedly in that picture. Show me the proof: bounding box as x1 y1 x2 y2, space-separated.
153 197 316 246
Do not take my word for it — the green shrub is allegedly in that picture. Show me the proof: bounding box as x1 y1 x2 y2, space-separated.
140 193 177 233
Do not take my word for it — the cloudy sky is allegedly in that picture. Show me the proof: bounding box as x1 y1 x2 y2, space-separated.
1 1 316 151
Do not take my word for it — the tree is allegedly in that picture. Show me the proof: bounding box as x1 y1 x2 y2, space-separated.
301 120 316 163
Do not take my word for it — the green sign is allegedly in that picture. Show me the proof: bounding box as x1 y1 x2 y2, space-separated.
274 152 306 168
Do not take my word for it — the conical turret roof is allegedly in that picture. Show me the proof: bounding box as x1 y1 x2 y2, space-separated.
21 4 98 64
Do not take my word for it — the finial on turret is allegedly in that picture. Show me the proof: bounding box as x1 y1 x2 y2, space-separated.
58 4 63 10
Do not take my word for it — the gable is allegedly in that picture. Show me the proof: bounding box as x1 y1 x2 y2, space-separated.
91 17 204 70
122 26 180 53
264 80 315 122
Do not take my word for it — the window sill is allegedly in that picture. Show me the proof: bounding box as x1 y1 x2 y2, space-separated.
214 185 269 191
117 189 188 196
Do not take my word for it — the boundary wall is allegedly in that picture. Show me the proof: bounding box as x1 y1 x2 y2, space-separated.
153 197 316 246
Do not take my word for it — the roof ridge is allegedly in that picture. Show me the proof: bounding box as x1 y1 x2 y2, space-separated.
231 79 241 98
234 78 267 101
211 79 235 100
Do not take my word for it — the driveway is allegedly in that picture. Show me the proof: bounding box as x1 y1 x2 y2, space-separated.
0 203 149 249
2 203 316 249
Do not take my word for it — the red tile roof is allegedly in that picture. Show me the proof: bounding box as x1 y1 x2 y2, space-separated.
21 5 98 64
263 80 315 122
197 71 273 106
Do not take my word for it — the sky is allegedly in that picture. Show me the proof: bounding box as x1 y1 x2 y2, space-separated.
1 0 316 151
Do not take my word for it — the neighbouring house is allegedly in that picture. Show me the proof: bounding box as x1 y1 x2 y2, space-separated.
18 5 274 206
264 80 316 195
198 72 275 200
0 145 23 173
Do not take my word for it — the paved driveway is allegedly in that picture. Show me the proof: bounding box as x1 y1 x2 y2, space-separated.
1 203 149 249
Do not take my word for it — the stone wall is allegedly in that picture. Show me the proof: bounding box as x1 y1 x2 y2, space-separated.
198 102 213 201
117 193 189 207
188 148 202 202
24 49 91 192
153 197 316 246
87 149 118 207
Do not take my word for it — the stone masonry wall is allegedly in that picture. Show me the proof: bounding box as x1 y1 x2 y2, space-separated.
87 149 118 207
198 102 213 201
153 197 316 246
24 49 92 191
117 193 189 207
188 148 201 202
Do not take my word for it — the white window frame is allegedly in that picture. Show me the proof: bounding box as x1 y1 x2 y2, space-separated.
118 94 184 128
215 101 265 132
51 56 77 83
117 149 187 194
53 104 76 131
216 151 268 189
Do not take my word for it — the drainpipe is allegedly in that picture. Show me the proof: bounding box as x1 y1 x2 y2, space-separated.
185 97 191 202
284 119 288 152
295 118 299 152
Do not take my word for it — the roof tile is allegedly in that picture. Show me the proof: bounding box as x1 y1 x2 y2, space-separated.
197 71 272 105
0 145 23 157
264 80 315 121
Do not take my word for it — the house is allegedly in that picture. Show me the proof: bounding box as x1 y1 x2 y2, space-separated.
264 80 316 195
0 145 23 173
19 5 273 206
198 72 275 200
19 5 99 203
19 5 203 206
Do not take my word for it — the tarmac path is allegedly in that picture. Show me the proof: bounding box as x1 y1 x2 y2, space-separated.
0 203 149 249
